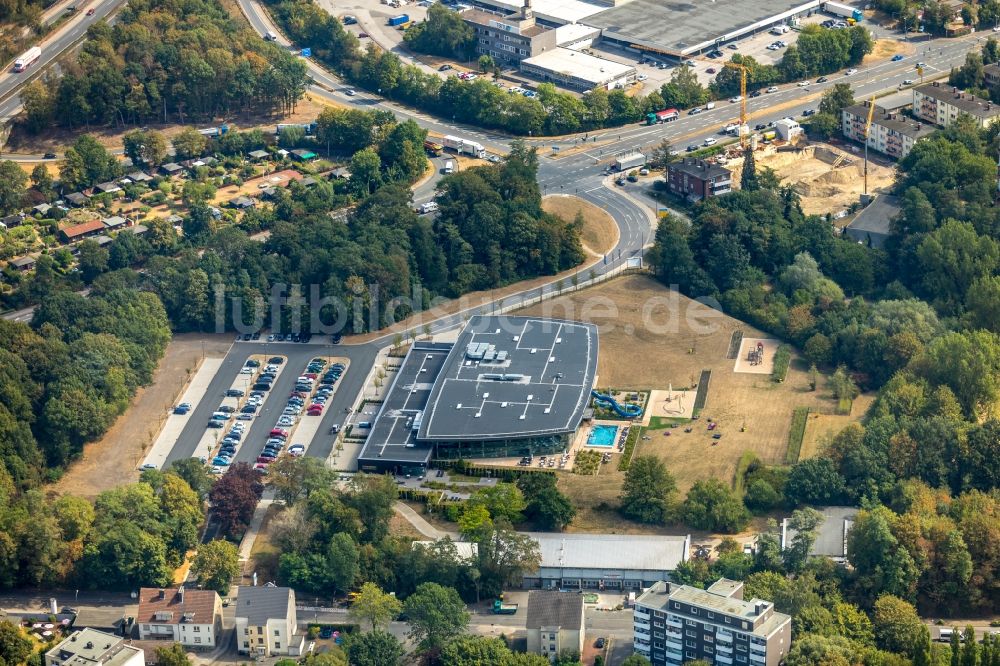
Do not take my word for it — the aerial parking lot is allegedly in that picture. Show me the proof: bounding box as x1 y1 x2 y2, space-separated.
150 340 361 474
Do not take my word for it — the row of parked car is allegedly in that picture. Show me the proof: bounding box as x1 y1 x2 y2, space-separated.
209 358 286 472
253 358 345 473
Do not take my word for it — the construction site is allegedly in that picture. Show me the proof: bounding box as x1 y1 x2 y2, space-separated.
726 142 895 216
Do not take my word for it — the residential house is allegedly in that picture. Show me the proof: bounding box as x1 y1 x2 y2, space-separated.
65 192 90 207
0 213 25 230
127 171 154 183
95 182 122 195
248 150 269 161
137 586 222 648
843 194 900 249
103 216 129 231
160 163 184 177
10 256 36 271
130 224 149 236
842 102 934 160
33 203 52 216
300 176 318 187
45 629 144 666
526 591 585 661
912 81 1000 128
290 149 317 162
60 220 106 243
666 158 732 202
633 579 792 666
331 167 351 179
235 585 302 657
229 196 255 210
93 235 114 248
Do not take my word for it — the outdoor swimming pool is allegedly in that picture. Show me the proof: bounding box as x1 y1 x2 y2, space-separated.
587 424 619 447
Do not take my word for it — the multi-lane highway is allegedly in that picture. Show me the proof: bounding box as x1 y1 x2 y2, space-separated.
0 0 123 122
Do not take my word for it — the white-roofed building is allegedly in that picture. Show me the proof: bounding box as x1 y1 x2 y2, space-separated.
524 532 690 590
520 47 636 91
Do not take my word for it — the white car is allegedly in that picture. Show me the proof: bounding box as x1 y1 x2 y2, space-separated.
797 80 810 87
903 78 914 85
637 74 648 81
729 96 742 103
289 445 306 457
703 137 718 146
766 86 779 93
345 88 357 96
239 367 254 375
845 68 858 75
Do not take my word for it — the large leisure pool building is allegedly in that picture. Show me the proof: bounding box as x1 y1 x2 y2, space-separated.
357 315 598 475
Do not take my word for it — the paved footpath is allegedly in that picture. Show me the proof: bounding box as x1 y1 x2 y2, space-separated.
141 358 223 470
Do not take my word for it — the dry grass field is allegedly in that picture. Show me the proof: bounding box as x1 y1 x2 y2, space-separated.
517 274 864 532
542 194 619 256
799 393 876 459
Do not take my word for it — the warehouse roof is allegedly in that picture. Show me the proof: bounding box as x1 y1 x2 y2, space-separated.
586 0 820 55
418 316 598 441
531 532 689 571
521 48 635 85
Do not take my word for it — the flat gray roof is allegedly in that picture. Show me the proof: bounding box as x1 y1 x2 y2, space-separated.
845 194 900 249
358 341 452 466
782 506 857 559
531 532 689 571
586 0 819 54
418 316 598 442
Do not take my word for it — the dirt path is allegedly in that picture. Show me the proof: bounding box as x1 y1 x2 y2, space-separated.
51 334 232 499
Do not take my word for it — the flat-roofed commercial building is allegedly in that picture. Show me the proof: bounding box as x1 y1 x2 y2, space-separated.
45 629 144 666
520 47 635 90
842 101 934 160
634 579 792 666
358 316 598 474
463 3 557 67
912 81 1000 128
525 532 690 590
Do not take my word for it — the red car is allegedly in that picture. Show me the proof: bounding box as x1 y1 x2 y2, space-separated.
253 463 269 473
86 7 95 14
304 373 318 379
269 428 289 439
307 409 323 416
257 454 276 463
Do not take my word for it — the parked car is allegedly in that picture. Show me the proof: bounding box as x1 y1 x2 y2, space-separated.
816 76 828 83
891 54 904 61
802 108 816 116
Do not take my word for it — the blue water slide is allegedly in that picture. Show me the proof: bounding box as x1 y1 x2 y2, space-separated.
591 390 643 418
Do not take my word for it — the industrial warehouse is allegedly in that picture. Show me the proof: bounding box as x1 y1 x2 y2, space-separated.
356 316 599 475
466 0 843 58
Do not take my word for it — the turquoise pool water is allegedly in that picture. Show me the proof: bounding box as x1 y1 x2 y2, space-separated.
588 425 619 447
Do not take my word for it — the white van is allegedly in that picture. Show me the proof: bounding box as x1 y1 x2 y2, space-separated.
705 101 716 110
770 24 789 35
443 160 454 174
265 31 277 41
418 201 439 214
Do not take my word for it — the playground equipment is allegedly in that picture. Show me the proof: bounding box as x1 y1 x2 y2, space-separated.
747 341 765 366
591 390 643 418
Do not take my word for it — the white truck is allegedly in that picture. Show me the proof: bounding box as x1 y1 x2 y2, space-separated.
13 46 41 72
614 151 646 172
442 134 487 158
822 1 863 20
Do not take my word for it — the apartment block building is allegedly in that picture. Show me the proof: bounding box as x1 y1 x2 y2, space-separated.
136 586 222 648
633 579 792 666
842 101 934 160
912 81 1000 128
665 158 732 201
462 0 557 67
235 586 302 657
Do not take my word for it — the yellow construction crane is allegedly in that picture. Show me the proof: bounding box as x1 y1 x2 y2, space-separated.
723 62 750 149
863 94 876 194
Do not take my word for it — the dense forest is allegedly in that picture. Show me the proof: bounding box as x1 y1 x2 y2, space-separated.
140 140 581 332
19 0 308 131
0 285 169 487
